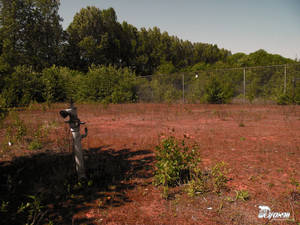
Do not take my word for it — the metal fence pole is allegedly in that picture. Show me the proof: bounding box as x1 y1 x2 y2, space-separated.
284 65 287 94
243 68 246 103
182 73 185 104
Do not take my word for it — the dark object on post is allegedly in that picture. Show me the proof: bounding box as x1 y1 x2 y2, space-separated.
59 99 87 180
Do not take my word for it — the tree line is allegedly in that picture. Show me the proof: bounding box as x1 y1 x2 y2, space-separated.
0 0 298 108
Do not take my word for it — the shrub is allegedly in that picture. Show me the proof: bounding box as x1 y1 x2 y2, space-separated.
211 161 228 193
156 61 176 74
1 66 43 107
28 127 44 150
41 66 68 103
154 136 200 190
0 95 8 124
186 161 229 197
150 74 182 103
154 136 229 198
82 65 137 103
276 93 291 105
203 76 233 104
28 140 43 150
6 112 27 143
235 190 250 201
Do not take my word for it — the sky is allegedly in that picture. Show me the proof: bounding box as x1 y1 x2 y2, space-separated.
59 0 300 60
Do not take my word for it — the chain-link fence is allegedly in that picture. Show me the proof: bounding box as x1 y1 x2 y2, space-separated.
135 63 300 104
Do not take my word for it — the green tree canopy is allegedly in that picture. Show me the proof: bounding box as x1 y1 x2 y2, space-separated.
0 0 64 70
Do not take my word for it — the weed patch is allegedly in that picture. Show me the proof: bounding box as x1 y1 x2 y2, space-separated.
153 136 200 197
234 189 250 201
154 136 229 198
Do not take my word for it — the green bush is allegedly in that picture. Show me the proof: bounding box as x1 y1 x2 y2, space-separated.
28 126 44 150
41 66 68 103
156 61 176 74
136 78 153 102
235 190 250 201
186 161 229 197
3 112 27 145
150 74 182 103
81 65 137 103
154 136 229 198
0 95 8 124
203 76 233 104
1 66 43 107
154 136 200 197
276 93 291 105
28 140 43 150
211 161 228 193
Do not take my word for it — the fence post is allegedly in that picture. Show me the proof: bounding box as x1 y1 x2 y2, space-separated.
284 65 287 94
243 68 246 103
182 73 185 104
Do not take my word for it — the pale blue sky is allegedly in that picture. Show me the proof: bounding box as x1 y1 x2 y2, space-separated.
59 0 300 60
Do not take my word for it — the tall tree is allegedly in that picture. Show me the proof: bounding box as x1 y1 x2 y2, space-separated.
66 6 123 71
0 0 64 70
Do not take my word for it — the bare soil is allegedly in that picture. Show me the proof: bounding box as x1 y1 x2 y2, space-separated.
1 103 300 224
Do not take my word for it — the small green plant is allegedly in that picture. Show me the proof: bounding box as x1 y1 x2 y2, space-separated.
1 201 9 212
186 162 229 196
224 196 235 203
290 177 300 188
28 139 43 150
28 126 44 150
203 76 233 104
211 161 228 193
2 112 27 151
235 190 250 201
14 114 27 142
239 122 245 127
0 107 8 127
154 136 200 198
186 168 210 197
276 93 291 105
17 194 47 225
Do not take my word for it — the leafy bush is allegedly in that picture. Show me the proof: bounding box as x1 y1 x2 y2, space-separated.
156 61 176 74
28 127 44 150
211 161 228 193
6 112 27 143
136 78 153 102
1 66 43 107
154 136 200 197
81 65 137 103
41 66 68 103
186 161 228 197
235 190 250 201
203 76 233 104
0 95 8 124
150 74 182 103
154 136 229 198
276 93 291 105
28 140 43 151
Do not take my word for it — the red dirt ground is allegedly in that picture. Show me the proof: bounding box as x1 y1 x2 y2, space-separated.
1 103 300 224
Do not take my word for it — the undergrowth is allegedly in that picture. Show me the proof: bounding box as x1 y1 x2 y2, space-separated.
154 136 229 198
1 111 51 154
